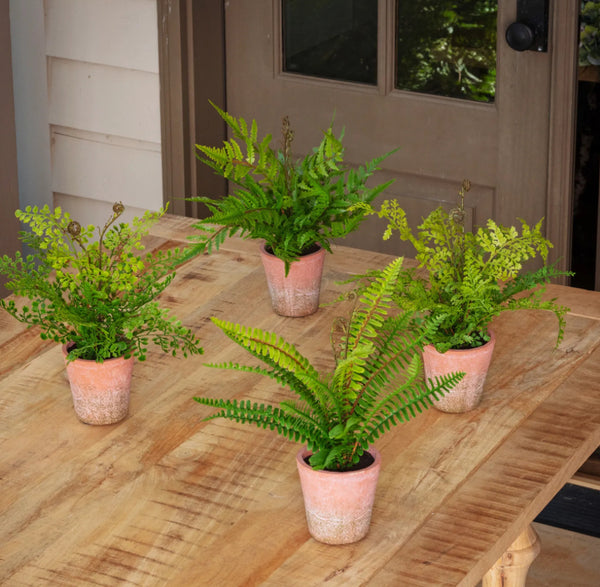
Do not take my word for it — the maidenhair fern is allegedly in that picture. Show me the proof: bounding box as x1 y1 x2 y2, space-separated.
194 257 463 472
187 102 397 273
0 204 203 362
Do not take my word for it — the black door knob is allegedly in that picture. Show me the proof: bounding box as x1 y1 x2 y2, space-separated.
505 22 535 51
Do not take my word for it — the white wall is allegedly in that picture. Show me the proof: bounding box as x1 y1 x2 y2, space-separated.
10 0 163 227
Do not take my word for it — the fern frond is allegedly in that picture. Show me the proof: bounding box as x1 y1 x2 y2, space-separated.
361 371 464 444
347 257 404 351
193 397 322 444
211 317 317 376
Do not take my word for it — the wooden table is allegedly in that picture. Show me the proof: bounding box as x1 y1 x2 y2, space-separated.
1 214 599 586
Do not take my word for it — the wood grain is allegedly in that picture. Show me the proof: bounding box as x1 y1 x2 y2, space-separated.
1 215 599 586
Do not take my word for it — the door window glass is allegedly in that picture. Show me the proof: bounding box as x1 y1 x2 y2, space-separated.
282 0 378 85
281 1 496 102
395 1 497 102
579 1 600 68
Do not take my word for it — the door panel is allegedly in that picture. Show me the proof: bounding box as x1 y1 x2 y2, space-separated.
223 0 576 261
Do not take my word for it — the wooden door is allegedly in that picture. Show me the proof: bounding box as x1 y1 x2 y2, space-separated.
222 0 578 269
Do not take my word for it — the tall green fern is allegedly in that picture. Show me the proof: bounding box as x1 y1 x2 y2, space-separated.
186 102 397 273
194 257 463 471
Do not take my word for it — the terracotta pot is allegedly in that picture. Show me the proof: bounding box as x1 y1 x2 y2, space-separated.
423 331 496 413
259 243 325 317
62 345 134 425
296 448 381 545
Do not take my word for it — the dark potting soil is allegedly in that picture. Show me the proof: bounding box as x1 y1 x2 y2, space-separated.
265 243 321 257
304 451 375 472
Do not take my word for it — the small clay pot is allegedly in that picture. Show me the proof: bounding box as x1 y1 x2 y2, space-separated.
62 344 134 425
296 448 381 544
422 331 496 413
259 243 325 317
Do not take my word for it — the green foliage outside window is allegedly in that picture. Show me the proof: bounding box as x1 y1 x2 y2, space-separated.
396 0 497 102
580 1 600 66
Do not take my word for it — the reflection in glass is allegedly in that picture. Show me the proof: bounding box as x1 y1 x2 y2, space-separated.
579 1 600 67
396 1 497 102
282 0 378 85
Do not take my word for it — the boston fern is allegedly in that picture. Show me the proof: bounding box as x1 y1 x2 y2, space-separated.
355 180 571 352
0 203 203 362
186 102 396 273
194 258 462 472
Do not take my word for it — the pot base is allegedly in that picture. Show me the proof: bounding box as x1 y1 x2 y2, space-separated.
63 345 134 425
296 448 381 544
260 244 325 317
423 331 496 414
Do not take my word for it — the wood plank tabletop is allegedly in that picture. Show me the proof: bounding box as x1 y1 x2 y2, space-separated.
1 214 599 586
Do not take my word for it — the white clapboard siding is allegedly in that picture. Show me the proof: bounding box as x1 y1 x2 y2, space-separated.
52 130 162 210
45 0 159 73
48 58 161 143
54 193 150 231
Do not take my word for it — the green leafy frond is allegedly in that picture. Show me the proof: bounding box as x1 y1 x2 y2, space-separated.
346 257 404 351
193 397 321 444
362 371 464 444
331 342 374 403
210 317 317 376
351 322 425 413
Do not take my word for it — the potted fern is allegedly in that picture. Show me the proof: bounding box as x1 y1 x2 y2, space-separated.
0 203 204 425
355 180 571 412
186 102 396 317
194 258 462 544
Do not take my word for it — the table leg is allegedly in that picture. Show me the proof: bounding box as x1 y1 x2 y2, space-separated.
482 525 541 587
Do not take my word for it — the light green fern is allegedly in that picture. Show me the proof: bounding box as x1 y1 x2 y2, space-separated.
350 181 572 352
194 257 463 471
186 102 397 274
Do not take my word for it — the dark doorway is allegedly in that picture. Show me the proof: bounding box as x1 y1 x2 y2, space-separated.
571 77 600 290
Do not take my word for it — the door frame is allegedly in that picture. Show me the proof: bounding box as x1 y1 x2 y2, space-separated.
157 0 578 278
157 0 227 217
1 0 21 296
545 1 579 277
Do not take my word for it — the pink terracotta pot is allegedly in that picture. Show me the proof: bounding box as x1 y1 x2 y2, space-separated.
296 448 381 545
422 331 496 413
259 243 325 317
62 345 134 425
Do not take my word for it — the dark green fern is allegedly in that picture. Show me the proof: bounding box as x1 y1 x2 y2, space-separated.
186 102 397 274
194 257 463 472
